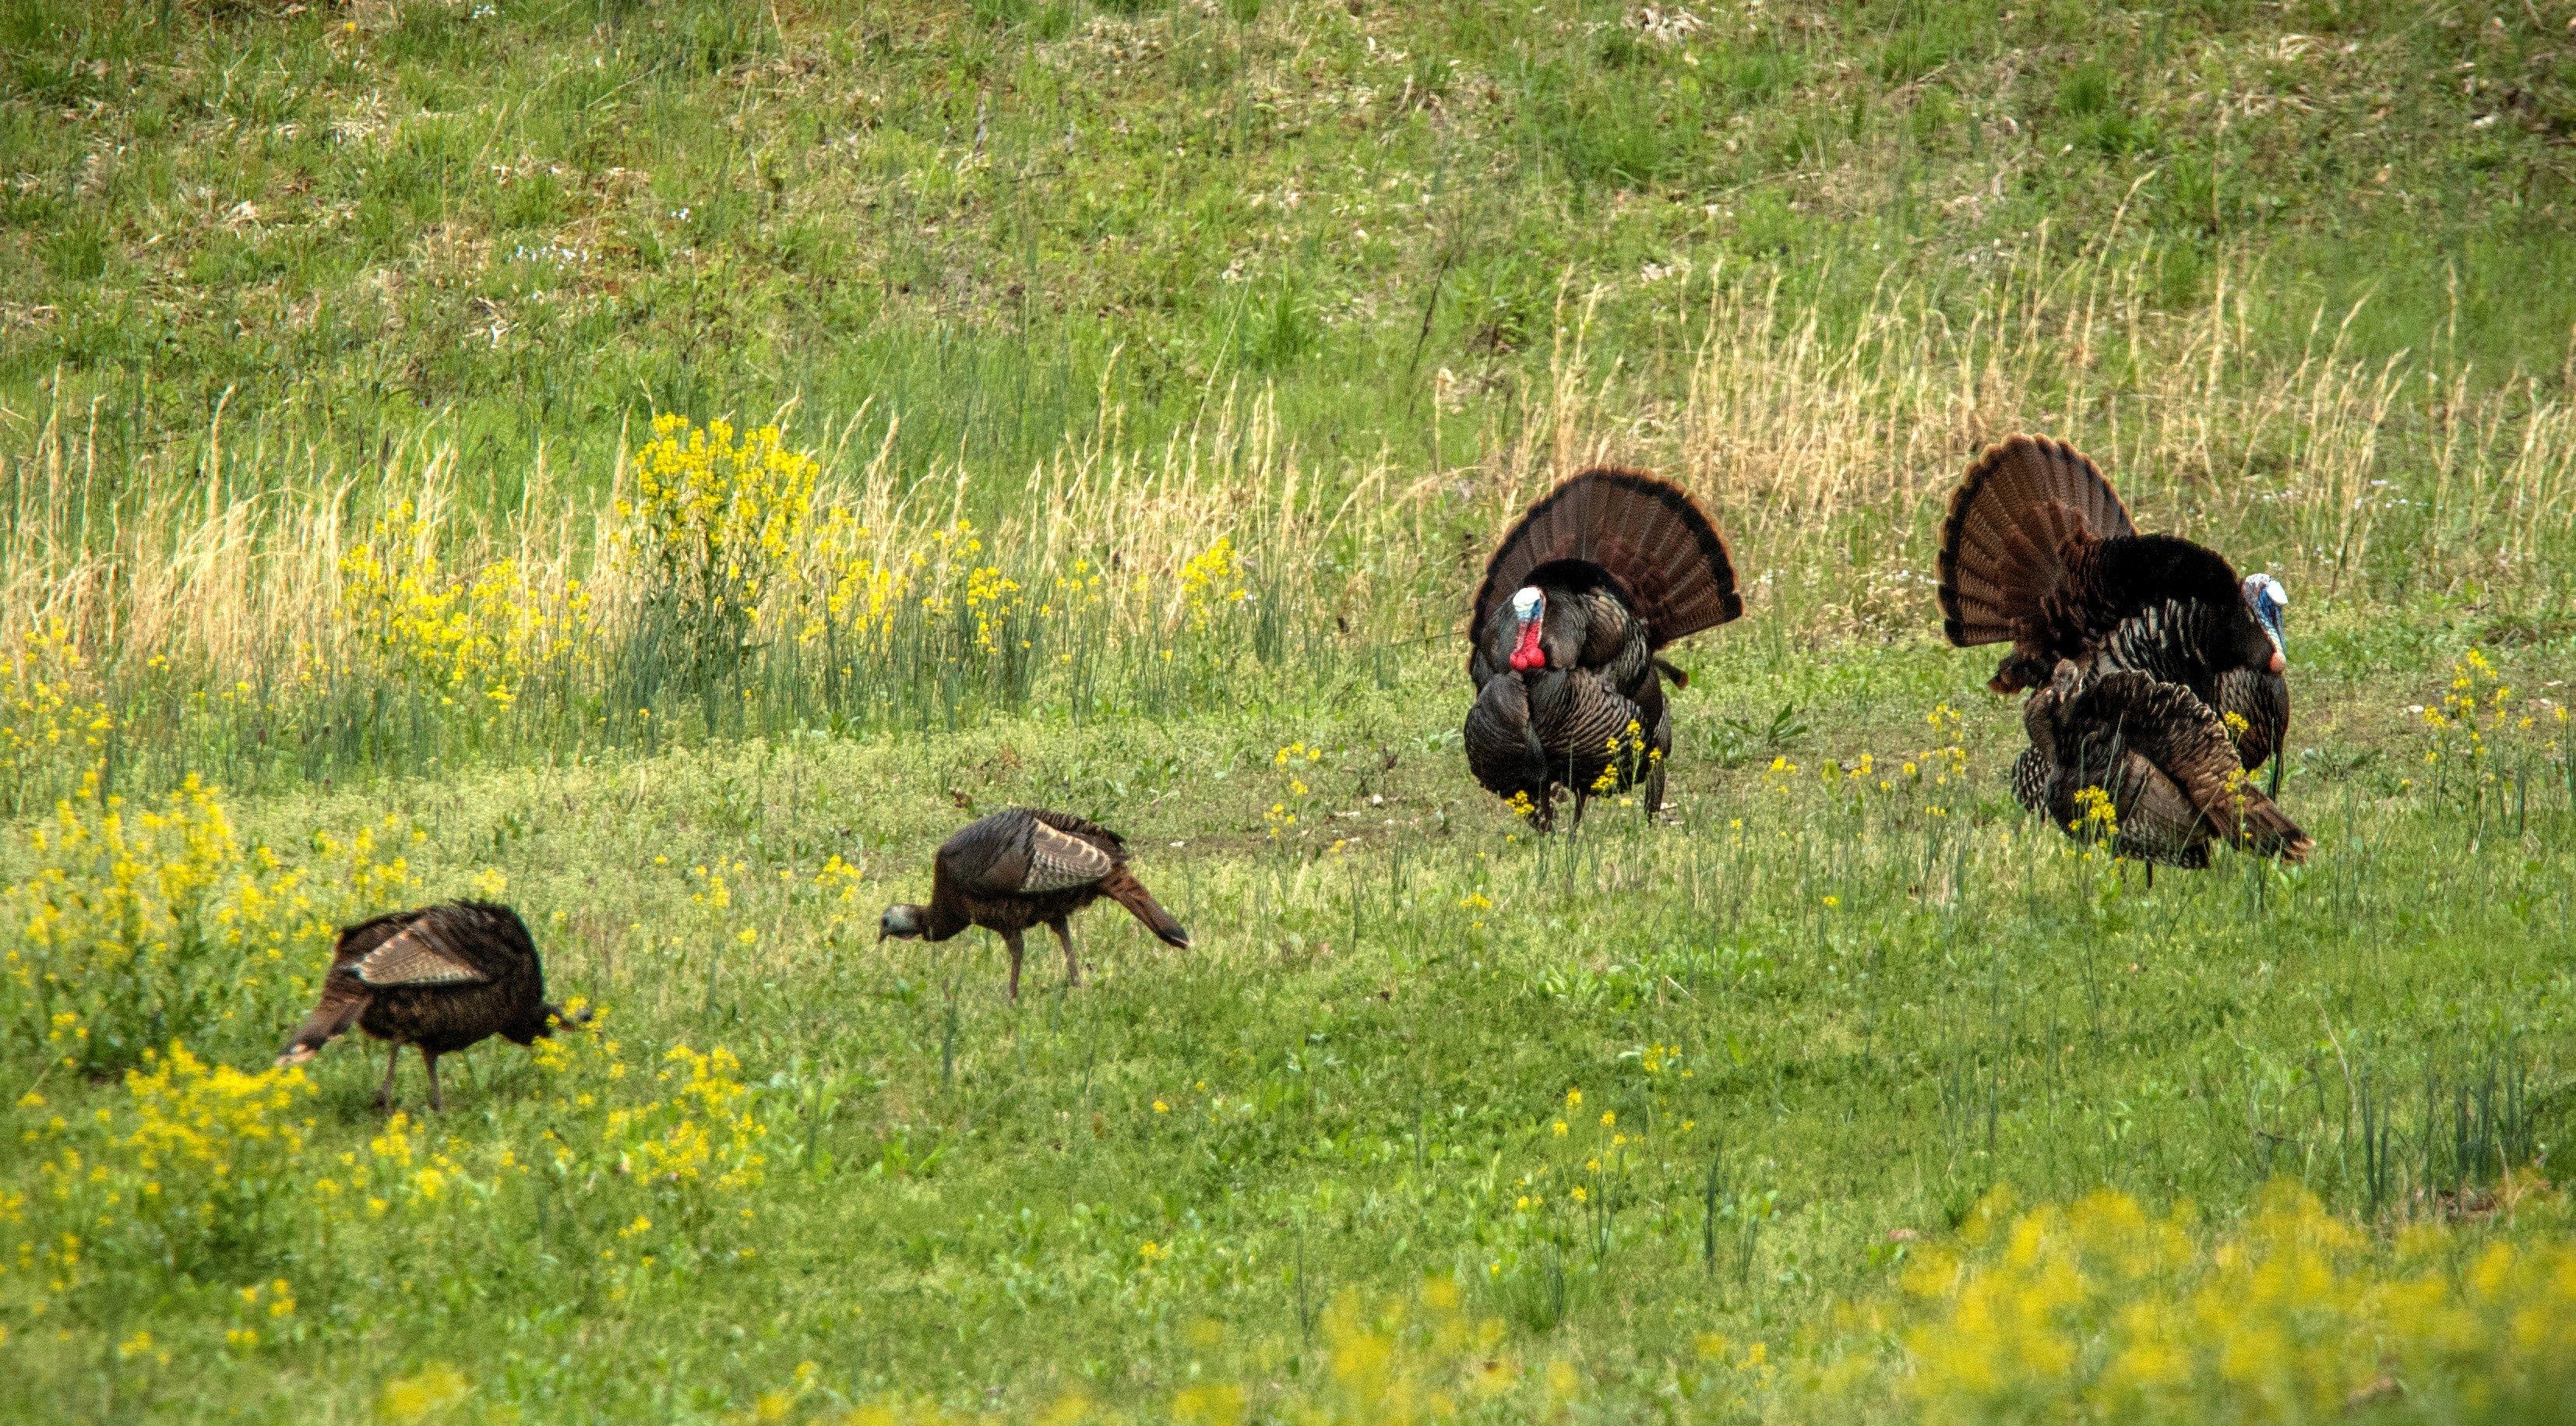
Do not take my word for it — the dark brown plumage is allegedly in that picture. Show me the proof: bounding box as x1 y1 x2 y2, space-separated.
1463 469 1741 829
879 808 1189 999
1937 435 2292 780
276 900 589 1111
2015 662 2312 868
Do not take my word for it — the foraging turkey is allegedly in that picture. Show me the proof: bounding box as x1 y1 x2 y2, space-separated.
276 900 590 1111
1462 468 1742 829
2016 661 2312 868
1936 434 2291 786
878 808 1189 999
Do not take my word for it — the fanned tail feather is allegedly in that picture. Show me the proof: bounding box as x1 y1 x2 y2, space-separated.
1471 469 1741 650
1936 435 2136 647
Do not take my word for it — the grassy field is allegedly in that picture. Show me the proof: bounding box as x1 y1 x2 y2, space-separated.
5 0 2576 1421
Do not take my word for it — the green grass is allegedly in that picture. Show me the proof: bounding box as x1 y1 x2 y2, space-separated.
5 1 2574 512
5 0 2576 1421
3 631 2572 1419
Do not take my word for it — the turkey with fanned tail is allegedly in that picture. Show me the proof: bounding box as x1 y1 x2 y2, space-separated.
1462 469 1743 829
1936 434 2292 790
2015 661 2312 869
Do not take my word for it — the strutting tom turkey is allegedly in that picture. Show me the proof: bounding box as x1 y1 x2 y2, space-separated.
879 808 1190 999
1462 469 1742 829
1936 435 2306 864
1936 434 2292 787
276 900 591 1111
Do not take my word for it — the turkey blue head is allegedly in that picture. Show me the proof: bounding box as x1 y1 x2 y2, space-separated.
2244 573 2287 672
879 903 927 942
1507 586 1546 672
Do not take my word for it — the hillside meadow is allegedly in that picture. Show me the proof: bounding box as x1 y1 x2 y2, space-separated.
4 0 2576 1421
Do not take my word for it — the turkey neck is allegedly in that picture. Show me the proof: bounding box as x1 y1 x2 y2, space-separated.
924 897 975 942
1517 587 1635 674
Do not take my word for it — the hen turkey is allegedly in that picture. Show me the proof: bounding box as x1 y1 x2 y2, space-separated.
879 808 1189 999
276 900 590 1111
1936 434 2291 785
1462 469 1742 829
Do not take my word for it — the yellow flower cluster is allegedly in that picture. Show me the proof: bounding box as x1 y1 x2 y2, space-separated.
379 1362 470 1423
797 1278 1559 1424
5 984 777 1334
812 854 864 905
0 620 111 812
749 1183 2570 1424
630 1045 767 1189
2420 648 2509 741
537 1030 768 1196
11 1046 315 1305
619 414 821 667
2070 783 2120 842
2 773 411 1075
961 562 1024 656
2412 649 2563 807
1267 740 1322 838
336 502 587 710
1175 535 1249 632
120 1044 313 1176
802 510 907 648
222 1276 297 1354
1797 704 1974 824
1591 717 1651 794
1896 1181 2576 1421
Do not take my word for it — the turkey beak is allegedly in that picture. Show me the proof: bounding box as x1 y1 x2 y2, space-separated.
276 1044 315 1069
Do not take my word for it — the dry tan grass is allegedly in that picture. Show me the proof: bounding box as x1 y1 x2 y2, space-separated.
1461 246 2574 628
3 247 2566 685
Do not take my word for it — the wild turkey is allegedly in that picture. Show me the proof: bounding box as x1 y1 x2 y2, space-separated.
1936 434 2290 783
276 900 590 1111
1462 468 1742 829
878 808 1189 999
2016 661 2312 868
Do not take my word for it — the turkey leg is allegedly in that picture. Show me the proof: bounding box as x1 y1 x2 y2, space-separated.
374 1041 402 1111
1048 918 1080 988
423 1051 446 1113
1000 928 1027 1002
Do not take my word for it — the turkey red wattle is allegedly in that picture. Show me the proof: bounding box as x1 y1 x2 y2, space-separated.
1509 617 1545 671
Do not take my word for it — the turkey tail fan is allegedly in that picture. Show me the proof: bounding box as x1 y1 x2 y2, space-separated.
1471 469 1742 650
1936 435 2137 647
